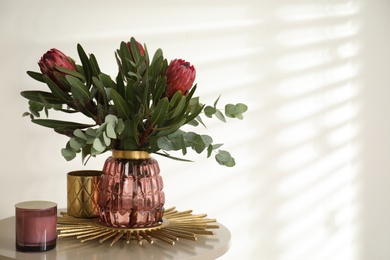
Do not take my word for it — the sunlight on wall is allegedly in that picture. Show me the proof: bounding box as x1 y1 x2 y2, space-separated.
273 1 362 259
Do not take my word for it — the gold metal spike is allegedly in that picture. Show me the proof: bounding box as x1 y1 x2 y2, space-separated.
56 207 218 247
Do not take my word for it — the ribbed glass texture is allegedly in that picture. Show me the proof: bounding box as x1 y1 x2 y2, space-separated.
98 156 165 227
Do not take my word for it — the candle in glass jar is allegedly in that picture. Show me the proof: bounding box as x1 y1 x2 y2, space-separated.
15 201 57 252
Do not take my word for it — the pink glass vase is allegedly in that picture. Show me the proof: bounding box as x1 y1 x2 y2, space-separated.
98 150 165 228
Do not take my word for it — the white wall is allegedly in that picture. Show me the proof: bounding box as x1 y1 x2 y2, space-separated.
1 0 389 259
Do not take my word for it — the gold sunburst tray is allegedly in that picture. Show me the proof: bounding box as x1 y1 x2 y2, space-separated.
57 207 219 247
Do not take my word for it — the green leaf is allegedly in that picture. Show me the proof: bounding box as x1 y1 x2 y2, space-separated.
151 48 163 65
207 144 213 158
116 118 125 134
32 119 93 129
215 150 236 167
236 103 248 113
204 106 216 118
81 144 92 163
129 37 142 63
157 136 174 151
61 148 77 161
85 130 97 144
185 84 197 101
107 88 131 119
42 75 72 103
99 73 117 90
66 75 89 97
74 129 88 140
150 98 169 126
77 43 93 87
157 130 186 151
37 93 53 109
69 138 83 150
128 71 142 80
184 132 207 154
118 41 133 79
225 103 248 119
154 152 193 162
28 101 44 117
200 135 213 147
213 143 224 149
66 75 96 118
106 123 117 139
170 96 187 119
27 71 44 83
153 76 166 104
103 132 111 146
121 118 140 146
93 138 106 152
56 67 85 81
21 91 64 105
185 104 204 124
215 110 226 122
104 114 117 126
168 91 182 108
89 53 101 77
213 95 221 108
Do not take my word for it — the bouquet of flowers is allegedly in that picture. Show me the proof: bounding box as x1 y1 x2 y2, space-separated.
21 37 247 167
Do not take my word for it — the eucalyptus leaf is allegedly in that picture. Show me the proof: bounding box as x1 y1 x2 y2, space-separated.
215 110 226 122
69 138 83 150
204 106 216 118
116 118 125 134
157 136 174 151
105 114 118 126
215 150 236 167
213 95 221 108
22 40 246 166
93 138 106 152
74 129 87 140
236 103 248 113
103 132 111 146
106 123 117 139
61 148 76 161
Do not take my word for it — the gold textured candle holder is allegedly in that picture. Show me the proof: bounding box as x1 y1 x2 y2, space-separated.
57 207 219 247
67 170 101 218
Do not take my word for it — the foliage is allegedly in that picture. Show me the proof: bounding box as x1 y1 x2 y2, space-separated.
21 37 248 166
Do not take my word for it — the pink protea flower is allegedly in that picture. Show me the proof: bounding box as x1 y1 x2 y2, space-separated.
38 48 76 92
165 59 196 98
126 40 145 61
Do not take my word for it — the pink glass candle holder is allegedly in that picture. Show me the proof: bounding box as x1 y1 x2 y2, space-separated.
15 201 57 252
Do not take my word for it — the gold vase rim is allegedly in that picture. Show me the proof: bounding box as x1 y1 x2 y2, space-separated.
112 150 151 159
68 170 102 177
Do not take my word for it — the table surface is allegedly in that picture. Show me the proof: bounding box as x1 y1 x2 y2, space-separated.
0 215 231 260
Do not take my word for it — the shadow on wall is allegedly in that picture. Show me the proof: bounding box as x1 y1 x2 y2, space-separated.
2 0 364 259
244 1 363 259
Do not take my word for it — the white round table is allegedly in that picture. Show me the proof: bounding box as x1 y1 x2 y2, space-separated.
0 215 231 260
